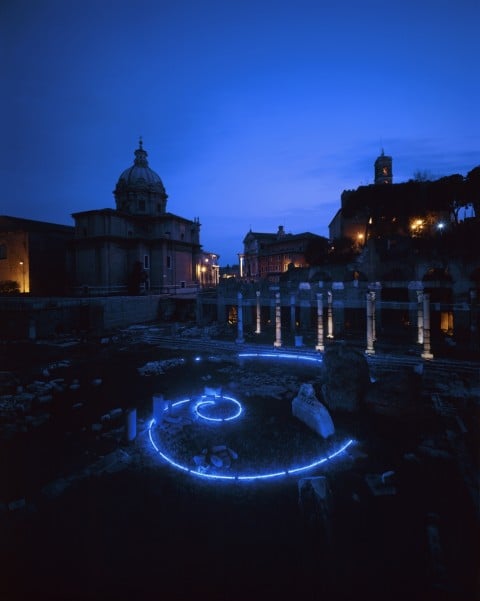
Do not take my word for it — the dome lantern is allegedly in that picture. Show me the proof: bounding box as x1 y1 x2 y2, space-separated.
114 139 168 215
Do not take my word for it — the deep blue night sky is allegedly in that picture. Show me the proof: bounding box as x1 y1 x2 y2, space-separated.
2 0 479 265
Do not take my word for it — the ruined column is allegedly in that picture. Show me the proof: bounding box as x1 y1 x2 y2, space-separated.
290 293 296 333
368 282 382 335
255 290 261 334
421 292 433 359
416 289 424 345
327 290 334 339
236 291 245 344
274 292 282 348
365 292 375 355
371 290 376 342
315 293 324 352
152 393 168 423
125 408 137 442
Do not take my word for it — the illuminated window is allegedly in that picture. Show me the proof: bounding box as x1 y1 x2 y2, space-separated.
228 305 238 325
440 312 453 334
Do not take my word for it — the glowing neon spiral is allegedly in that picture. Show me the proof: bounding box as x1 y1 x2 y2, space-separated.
194 394 243 422
146 351 353 481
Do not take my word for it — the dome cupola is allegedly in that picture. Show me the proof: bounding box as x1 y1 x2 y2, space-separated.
114 138 168 215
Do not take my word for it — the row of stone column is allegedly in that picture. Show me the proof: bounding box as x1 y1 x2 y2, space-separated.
235 290 435 359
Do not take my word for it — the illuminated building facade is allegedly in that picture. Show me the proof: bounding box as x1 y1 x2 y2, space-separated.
329 151 453 244
240 226 325 282
0 216 74 295
197 251 220 287
71 139 208 295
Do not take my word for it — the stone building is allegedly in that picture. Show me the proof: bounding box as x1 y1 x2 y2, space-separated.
70 139 203 295
197 251 220 288
0 216 74 295
329 150 453 244
374 149 393 185
197 155 479 355
329 150 393 242
240 226 326 283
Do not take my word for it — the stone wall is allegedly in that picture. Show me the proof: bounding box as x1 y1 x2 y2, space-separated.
0 295 171 339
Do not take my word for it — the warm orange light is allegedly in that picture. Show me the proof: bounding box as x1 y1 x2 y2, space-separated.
410 218 424 230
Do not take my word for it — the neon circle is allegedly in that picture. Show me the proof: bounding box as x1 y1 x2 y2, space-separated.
146 350 353 481
147 418 353 481
194 394 243 422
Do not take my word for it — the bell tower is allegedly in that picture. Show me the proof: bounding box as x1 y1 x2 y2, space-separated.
374 150 393 185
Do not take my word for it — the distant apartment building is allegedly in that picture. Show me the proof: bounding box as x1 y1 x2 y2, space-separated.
240 225 326 282
0 216 74 295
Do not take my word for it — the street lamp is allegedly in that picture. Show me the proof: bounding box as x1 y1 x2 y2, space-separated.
19 261 25 293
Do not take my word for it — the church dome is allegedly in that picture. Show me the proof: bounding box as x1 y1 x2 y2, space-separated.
114 139 168 215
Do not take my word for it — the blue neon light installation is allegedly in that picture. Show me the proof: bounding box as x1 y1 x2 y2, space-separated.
194 394 243 422
146 350 351 481
147 417 353 481
238 352 322 363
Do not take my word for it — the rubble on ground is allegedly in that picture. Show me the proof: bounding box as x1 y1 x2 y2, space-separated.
137 358 185 376
193 444 238 472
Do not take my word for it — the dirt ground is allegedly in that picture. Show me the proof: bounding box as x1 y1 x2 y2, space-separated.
1 332 479 600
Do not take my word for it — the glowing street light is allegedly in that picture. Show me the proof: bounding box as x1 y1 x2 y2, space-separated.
19 261 25 293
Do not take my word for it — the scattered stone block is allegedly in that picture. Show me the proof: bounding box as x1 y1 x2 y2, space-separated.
108 408 123 420
298 476 332 540
365 472 397 496
193 454 207 467
292 383 334 438
321 342 370 412
69 379 80 391
38 394 53 404
210 454 223 467
227 447 238 460
205 386 222 397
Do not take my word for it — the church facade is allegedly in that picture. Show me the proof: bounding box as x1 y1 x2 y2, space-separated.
70 140 203 295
